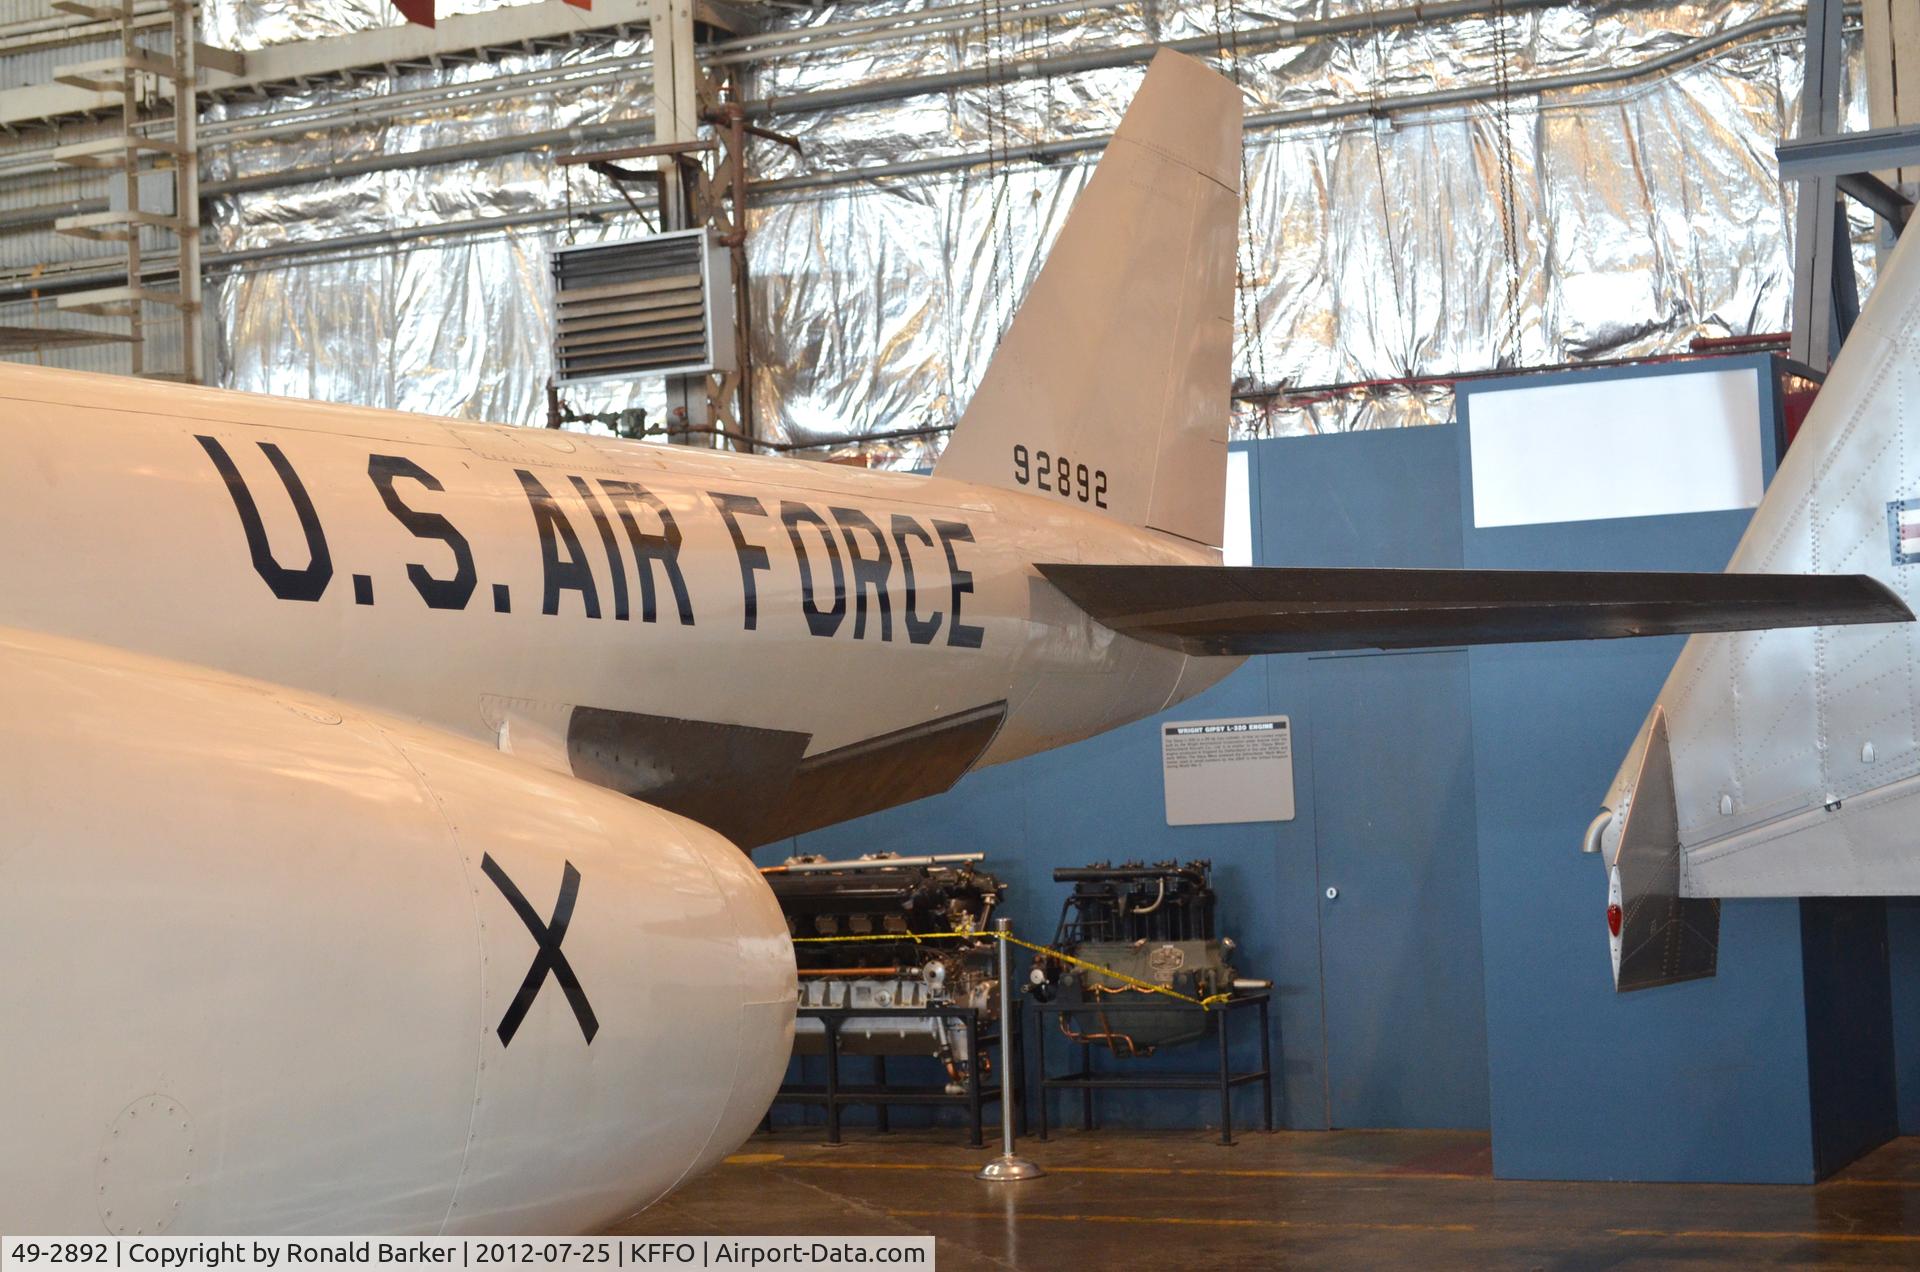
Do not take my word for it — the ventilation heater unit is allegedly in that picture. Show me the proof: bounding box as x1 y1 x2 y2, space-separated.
550 228 735 385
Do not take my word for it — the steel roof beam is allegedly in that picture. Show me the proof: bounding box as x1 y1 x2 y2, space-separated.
0 0 658 128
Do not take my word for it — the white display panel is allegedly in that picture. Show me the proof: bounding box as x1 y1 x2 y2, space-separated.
1467 367 1764 528
1162 715 1295 826
1224 447 1252 566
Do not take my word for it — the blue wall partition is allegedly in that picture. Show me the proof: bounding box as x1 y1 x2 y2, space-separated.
771 425 1495 1133
1458 357 1901 1182
763 354 1913 1179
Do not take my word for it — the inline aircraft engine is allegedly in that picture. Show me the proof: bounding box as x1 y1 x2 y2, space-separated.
767 854 1004 1090
1029 860 1249 1055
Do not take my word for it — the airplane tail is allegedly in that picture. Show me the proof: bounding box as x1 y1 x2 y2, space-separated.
932 50 1241 551
1595 205 1920 987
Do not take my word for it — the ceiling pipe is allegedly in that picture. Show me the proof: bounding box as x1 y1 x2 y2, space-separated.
0 54 655 180
0 0 1836 182
0 0 171 59
0 115 656 233
0 0 1592 234
0 9 1824 295
755 12 1813 193
705 0 1138 67
739 0 1570 119
181 0 1506 151
716 0 1103 54
0 0 1122 173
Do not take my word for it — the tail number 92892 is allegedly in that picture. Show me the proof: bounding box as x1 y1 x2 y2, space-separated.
1013 445 1107 508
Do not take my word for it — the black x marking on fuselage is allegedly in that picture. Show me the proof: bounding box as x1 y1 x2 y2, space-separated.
481 853 600 1046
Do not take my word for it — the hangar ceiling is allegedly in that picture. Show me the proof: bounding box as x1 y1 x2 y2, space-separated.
0 0 1876 460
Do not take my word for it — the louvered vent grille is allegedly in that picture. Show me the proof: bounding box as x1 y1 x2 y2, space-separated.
550 229 735 384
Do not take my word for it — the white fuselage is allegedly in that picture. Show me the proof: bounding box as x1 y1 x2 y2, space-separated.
1 50 1252 1233
0 363 1234 1235
0 365 1225 773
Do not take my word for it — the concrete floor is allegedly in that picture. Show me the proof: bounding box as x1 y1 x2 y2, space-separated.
610 1128 1920 1270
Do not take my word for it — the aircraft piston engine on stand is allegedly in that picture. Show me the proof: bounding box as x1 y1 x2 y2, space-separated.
765 854 1005 1092
1029 860 1263 1056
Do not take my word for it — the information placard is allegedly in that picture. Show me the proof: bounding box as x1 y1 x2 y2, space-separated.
1161 715 1295 826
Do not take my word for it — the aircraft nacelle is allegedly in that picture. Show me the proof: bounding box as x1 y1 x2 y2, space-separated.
0 626 792 1233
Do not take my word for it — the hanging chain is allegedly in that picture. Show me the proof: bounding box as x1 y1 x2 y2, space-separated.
1491 0 1523 367
563 169 576 246
1001 0 1021 314
1214 0 1270 432
1366 0 1408 376
979 0 998 342
979 0 1016 344
1042 9 1057 147
1022 6 1056 297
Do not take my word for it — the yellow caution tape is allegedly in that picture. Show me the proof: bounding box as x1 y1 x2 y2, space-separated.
996 931 1234 1010
789 929 1231 1010
788 931 982 946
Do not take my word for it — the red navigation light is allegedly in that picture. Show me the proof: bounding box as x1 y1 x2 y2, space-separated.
1606 903 1623 937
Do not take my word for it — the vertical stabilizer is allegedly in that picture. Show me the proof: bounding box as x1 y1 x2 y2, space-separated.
933 50 1242 550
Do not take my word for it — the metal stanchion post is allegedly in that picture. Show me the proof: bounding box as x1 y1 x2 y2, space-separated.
977 918 1043 1182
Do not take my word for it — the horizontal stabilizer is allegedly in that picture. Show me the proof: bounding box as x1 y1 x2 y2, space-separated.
1036 564 1912 657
